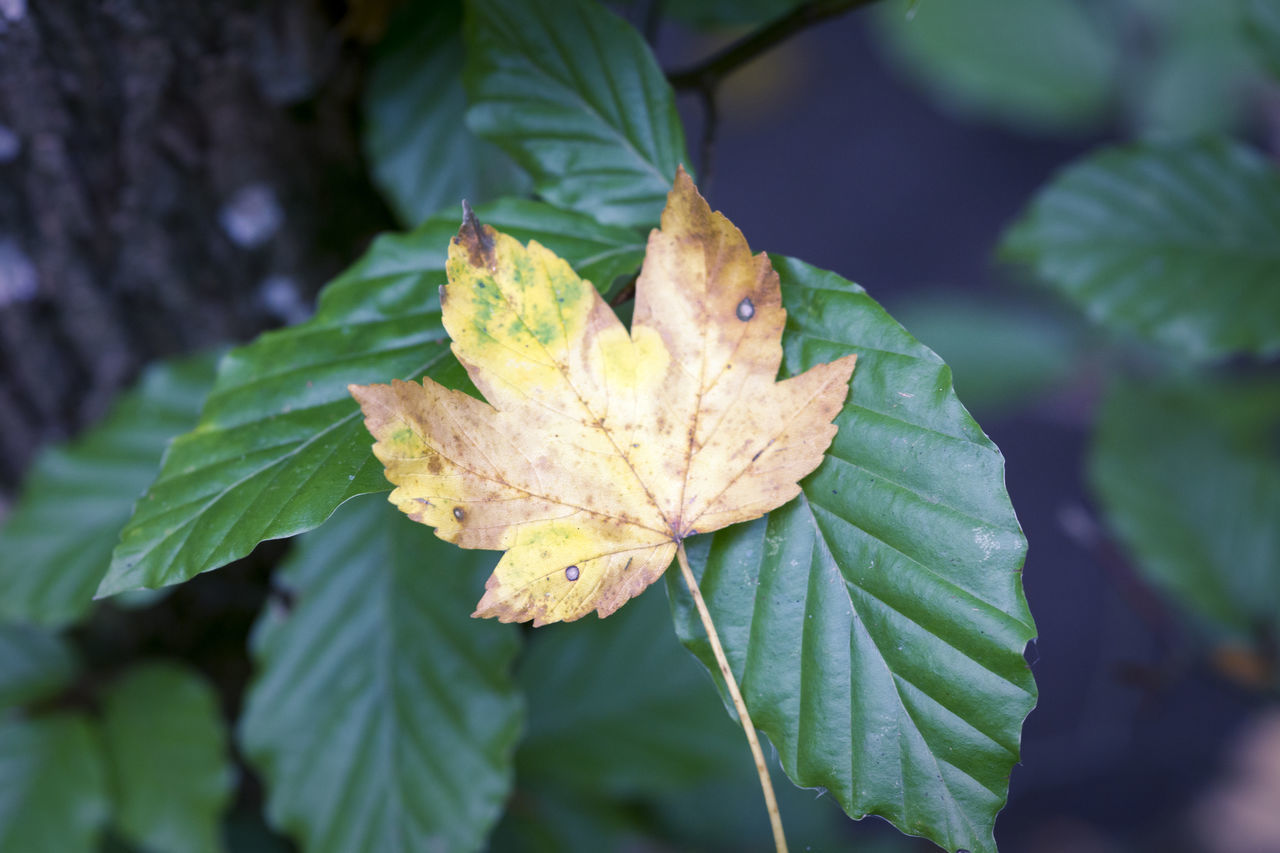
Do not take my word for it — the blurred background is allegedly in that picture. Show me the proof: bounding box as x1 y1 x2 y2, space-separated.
1 1 1278 851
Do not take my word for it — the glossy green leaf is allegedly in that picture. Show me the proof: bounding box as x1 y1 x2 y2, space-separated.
889 292 1083 417
0 625 76 710
0 353 218 626
100 663 234 853
1089 379 1280 641
100 203 644 597
0 713 110 852
362 0 528 226
1001 139 1280 362
464 0 690 227
668 258 1036 853
1247 0 1280 77
239 495 522 853
873 0 1118 132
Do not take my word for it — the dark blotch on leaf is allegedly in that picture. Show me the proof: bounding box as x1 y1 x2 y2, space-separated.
456 200 496 268
736 296 755 321
565 565 580 582
453 507 465 521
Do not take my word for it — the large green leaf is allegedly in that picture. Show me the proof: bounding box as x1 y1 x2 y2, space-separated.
1089 378 1280 642
239 495 522 853
0 353 218 626
0 625 76 710
0 713 110 852
667 258 1036 853
1002 139 1280 362
100 203 644 596
362 0 528 226
464 0 689 227
873 0 1118 132
100 663 234 853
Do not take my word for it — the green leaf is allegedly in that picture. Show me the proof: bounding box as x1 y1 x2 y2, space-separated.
100 663 234 853
1089 378 1280 642
100 203 644 597
464 0 690 227
889 292 1083 417
1001 139 1280 362
0 713 110 852
1126 0 1263 138
1247 0 1280 78
873 0 1118 132
0 625 76 710
362 0 529 226
516 586 745 797
0 352 218 626
667 258 1036 853
505 587 854 852
239 495 522 853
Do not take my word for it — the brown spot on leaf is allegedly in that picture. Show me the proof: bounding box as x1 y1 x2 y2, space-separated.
455 200 495 268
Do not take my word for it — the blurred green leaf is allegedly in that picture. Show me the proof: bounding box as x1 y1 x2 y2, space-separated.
100 203 643 597
1002 139 1280 362
891 292 1082 416
0 625 76 710
362 0 528 227
464 0 690 227
0 713 110 852
240 495 522 853
0 353 217 627
668 257 1036 853
100 663 234 853
1247 0 1280 77
873 0 1118 132
1127 0 1262 138
1090 378 1280 641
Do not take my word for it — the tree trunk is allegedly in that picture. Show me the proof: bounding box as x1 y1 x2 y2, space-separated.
0 0 394 494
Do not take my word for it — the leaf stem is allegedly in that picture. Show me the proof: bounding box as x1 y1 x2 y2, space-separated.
676 542 788 853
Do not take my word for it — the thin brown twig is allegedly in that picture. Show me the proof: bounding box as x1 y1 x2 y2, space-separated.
666 0 881 91
676 542 788 853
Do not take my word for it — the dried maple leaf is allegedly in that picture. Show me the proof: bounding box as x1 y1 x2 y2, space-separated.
350 169 856 626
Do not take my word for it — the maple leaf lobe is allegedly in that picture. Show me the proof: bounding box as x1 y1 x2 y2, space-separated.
351 168 856 626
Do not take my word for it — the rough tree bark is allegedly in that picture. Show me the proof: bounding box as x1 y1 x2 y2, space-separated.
0 0 394 495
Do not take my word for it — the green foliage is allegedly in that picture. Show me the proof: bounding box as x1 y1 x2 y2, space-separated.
0 353 218 626
874 0 1118 132
362 0 528 226
1090 380 1280 642
1248 0 1280 76
100 663 234 853
239 495 522 852
1002 139 1280 362
0 713 110 853
889 293 1083 416
464 0 690 226
875 0 1267 137
0 2 1048 852
100 204 643 597
669 258 1036 853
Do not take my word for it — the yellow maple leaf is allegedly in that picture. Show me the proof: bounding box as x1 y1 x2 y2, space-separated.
350 168 856 626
